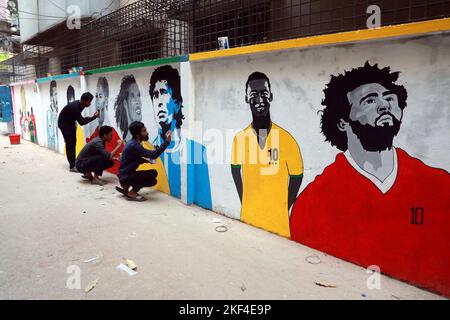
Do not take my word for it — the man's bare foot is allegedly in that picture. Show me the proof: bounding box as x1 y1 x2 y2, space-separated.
82 172 93 180
94 175 105 184
127 190 139 198
91 177 104 186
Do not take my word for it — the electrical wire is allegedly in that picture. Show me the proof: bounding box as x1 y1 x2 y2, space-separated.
16 9 67 18
47 0 67 13
13 1 120 20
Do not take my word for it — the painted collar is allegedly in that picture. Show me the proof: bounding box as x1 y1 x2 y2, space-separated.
344 147 398 194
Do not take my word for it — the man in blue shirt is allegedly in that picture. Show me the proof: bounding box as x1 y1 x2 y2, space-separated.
116 121 172 201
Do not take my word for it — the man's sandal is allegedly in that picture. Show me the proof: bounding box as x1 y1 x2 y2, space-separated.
115 186 127 196
126 195 147 202
115 186 145 201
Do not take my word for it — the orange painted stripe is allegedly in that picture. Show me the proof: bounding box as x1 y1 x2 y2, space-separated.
190 18 450 61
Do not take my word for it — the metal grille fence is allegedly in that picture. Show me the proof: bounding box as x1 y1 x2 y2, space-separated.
1 0 449 83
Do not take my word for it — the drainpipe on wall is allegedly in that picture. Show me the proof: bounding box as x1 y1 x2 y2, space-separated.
48 56 61 76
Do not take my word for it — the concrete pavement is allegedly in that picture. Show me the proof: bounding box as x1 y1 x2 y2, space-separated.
0 135 444 300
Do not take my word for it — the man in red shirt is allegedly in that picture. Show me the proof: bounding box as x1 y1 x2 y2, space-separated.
86 77 123 175
87 125 122 174
290 62 450 297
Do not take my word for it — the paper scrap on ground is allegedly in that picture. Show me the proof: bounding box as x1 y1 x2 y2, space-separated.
314 282 336 288
213 218 222 223
125 259 137 270
83 255 101 263
117 263 138 276
85 279 98 293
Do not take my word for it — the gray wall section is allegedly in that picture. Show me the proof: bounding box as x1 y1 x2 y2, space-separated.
18 0 121 43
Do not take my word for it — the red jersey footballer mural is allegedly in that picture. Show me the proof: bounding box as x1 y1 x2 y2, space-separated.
290 62 450 297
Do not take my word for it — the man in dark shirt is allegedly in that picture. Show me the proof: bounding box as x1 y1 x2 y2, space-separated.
58 92 99 171
116 121 171 201
75 126 123 186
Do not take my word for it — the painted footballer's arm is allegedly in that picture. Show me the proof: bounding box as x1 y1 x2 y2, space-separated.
288 174 303 214
231 165 243 203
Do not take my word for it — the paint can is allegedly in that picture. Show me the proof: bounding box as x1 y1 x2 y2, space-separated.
8 134 20 145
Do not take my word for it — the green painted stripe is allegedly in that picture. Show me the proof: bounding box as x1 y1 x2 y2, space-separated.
290 174 304 179
84 56 182 75
6 56 189 86
231 164 242 169
36 72 81 83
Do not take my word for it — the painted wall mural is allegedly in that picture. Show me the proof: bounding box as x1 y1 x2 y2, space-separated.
148 65 211 208
231 72 303 238
47 80 59 151
66 85 75 103
19 86 28 139
194 33 450 297
290 61 450 296
28 108 37 143
83 65 212 208
114 74 143 142
12 84 40 144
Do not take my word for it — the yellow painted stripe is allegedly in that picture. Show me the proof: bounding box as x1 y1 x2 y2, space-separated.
190 18 450 61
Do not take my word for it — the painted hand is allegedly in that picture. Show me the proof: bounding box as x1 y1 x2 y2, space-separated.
165 130 172 143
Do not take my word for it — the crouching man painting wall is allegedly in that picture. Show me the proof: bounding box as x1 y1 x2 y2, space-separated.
290 62 450 297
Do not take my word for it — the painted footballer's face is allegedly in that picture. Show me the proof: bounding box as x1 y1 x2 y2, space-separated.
347 83 402 127
126 83 142 122
50 88 58 112
246 79 273 118
344 83 403 152
96 84 108 125
151 80 179 129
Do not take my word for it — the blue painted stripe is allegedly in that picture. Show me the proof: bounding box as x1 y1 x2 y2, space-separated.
180 54 190 62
